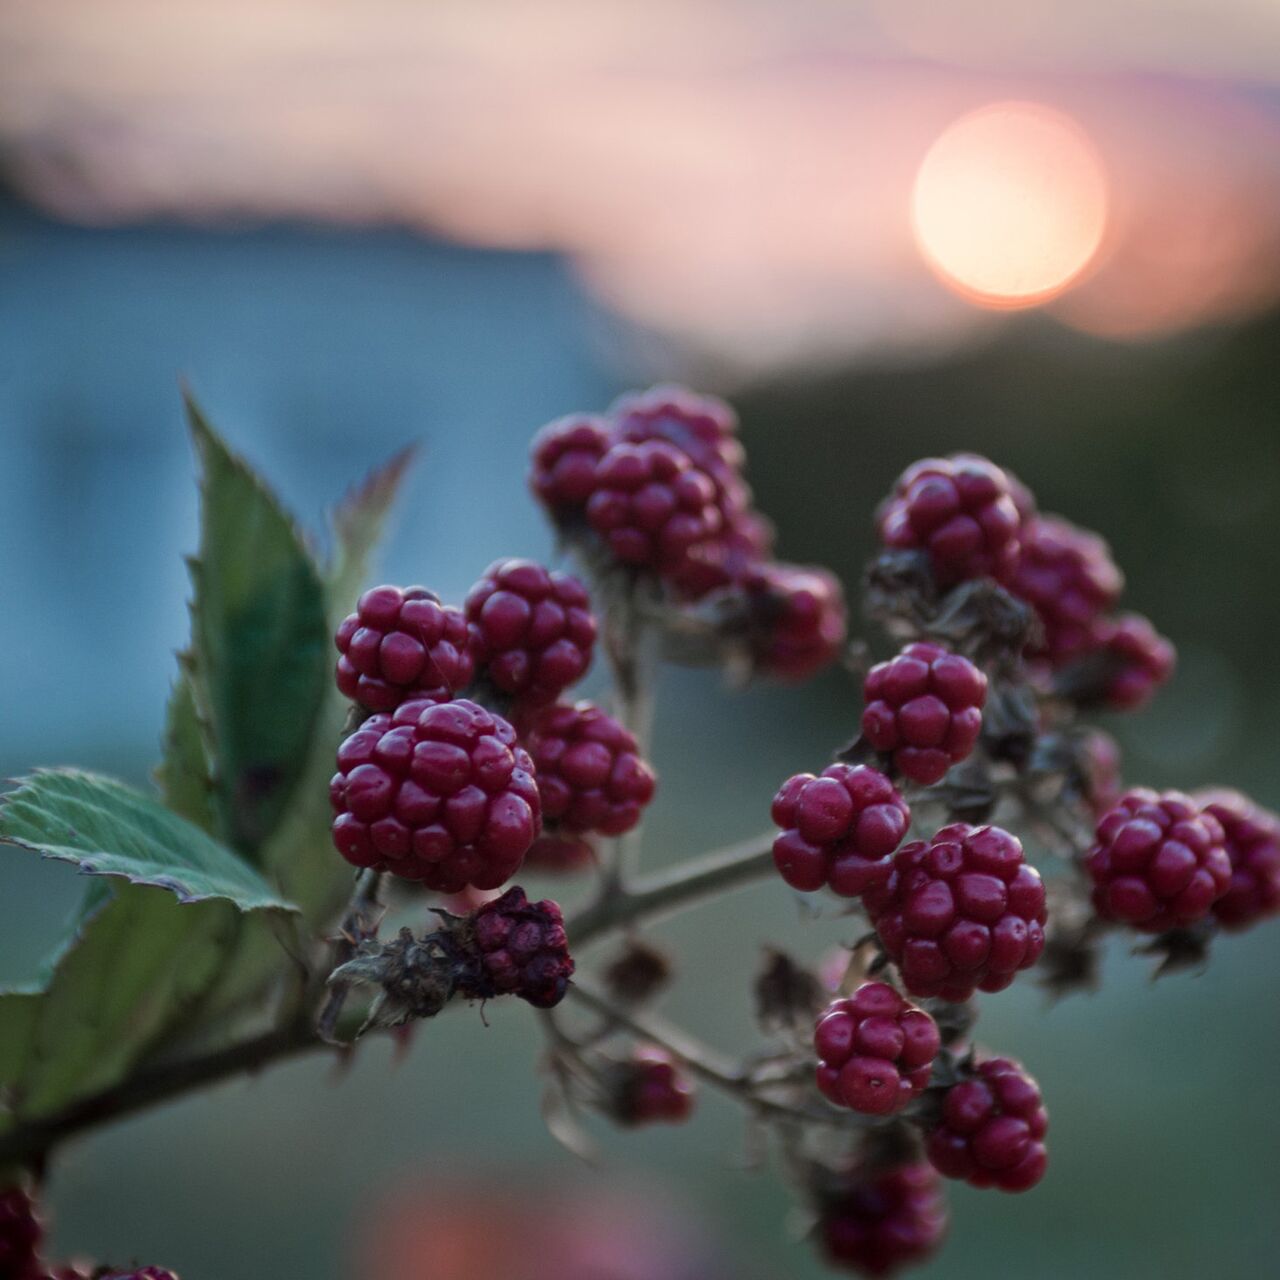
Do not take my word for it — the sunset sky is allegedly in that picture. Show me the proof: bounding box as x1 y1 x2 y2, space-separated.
3 0 1278 364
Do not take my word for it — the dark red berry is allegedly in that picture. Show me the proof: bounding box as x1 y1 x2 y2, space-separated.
862 643 986 785
742 562 847 680
529 414 611 514
525 703 656 867
1010 516 1123 666
330 698 541 891
814 982 940 1115
0 1186 42 1279
1197 789 1280 931
771 765 910 897
1086 788 1231 933
1097 614 1175 710
335 585 474 712
818 1162 948 1277
614 1046 695 1125
862 824 1047 1001
465 886 574 1008
464 560 596 709
584 439 723 575
878 454 1023 587
926 1057 1048 1192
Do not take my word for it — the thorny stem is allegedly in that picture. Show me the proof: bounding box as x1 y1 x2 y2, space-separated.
316 869 386 1045
0 830 778 1171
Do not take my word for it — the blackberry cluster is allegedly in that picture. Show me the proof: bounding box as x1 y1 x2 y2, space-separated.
530 386 846 678
1086 789 1231 933
464 559 596 712
817 1163 948 1278
771 764 911 896
861 642 986 785
464 886 575 1008
524 701 657 868
813 982 940 1115
335 585 474 711
1197 789 1280 930
862 824 1047 1002
330 698 541 892
926 1057 1048 1192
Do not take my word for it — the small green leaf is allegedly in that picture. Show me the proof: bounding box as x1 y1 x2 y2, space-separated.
155 673 216 833
184 391 331 855
0 770 300 914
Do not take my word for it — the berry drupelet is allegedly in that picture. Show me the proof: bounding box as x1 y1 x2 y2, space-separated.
862 824 1047 1002
330 698 540 892
771 765 911 897
1086 789 1231 933
877 454 1023 588
464 559 596 710
814 982 941 1115
463 887 574 1008
335 585 474 711
862 642 987 785
926 1057 1048 1192
817 1162 948 1278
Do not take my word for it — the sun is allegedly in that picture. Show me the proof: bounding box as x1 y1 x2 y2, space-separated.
911 101 1108 309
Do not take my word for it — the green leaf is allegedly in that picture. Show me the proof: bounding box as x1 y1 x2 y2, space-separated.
155 674 216 833
184 391 331 855
0 770 300 914
260 447 414 926
1 887 238 1121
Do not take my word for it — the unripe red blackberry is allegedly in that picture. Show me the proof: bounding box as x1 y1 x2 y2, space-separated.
613 1045 696 1126
525 702 656 861
330 698 540 892
584 440 723 575
771 765 910 897
877 454 1023 588
1010 516 1123 666
742 562 847 680
818 1162 948 1278
814 982 941 1115
1097 613 1175 710
529 413 611 514
0 1186 42 1279
1086 788 1231 933
465 886 574 1008
926 1057 1048 1192
862 642 986 786
464 560 596 709
335 585 474 711
1197 790 1280 931
862 824 1047 1001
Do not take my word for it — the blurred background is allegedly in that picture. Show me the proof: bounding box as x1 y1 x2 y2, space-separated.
1 2 1278 1277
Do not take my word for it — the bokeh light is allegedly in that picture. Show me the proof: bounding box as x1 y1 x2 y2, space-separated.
911 101 1108 309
